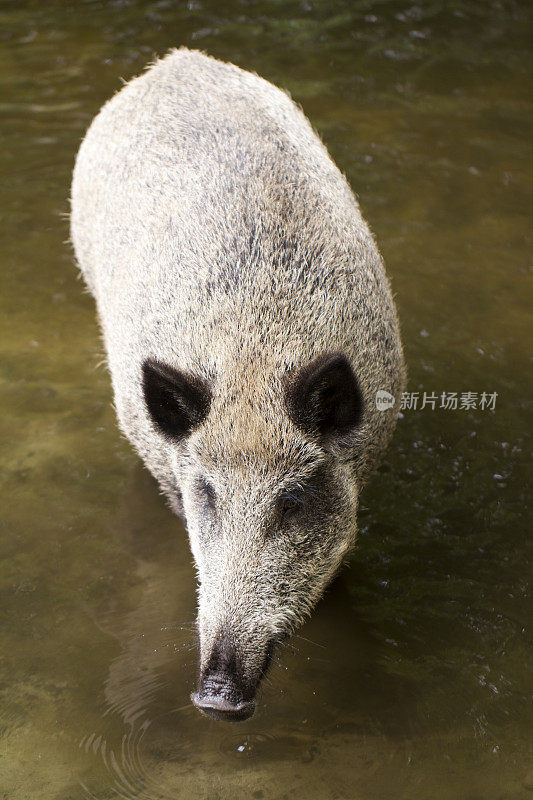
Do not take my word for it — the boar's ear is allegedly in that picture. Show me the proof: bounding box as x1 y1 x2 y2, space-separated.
142 358 212 442
285 352 363 442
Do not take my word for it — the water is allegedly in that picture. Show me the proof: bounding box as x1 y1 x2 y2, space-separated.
1 1 531 798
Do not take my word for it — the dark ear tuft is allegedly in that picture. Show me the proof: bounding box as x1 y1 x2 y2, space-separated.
285 352 363 441
142 359 211 442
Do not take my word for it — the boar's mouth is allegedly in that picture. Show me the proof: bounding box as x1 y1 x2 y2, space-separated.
191 636 277 722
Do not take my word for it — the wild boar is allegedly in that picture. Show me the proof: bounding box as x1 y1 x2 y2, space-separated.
70 48 405 721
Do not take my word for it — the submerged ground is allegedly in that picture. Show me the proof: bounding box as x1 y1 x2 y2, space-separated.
0 1 532 798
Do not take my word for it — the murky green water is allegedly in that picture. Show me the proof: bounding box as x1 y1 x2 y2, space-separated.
1 1 532 798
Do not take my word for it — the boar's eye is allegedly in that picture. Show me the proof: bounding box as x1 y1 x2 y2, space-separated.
278 491 303 522
196 477 216 510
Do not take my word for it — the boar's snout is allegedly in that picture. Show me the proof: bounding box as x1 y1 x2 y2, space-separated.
192 631 275 722
192 676 255 722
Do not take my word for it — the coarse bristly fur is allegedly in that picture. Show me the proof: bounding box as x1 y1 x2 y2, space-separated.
70 48 406 720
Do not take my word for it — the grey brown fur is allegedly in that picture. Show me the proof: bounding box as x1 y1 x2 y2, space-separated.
70 48 405 720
